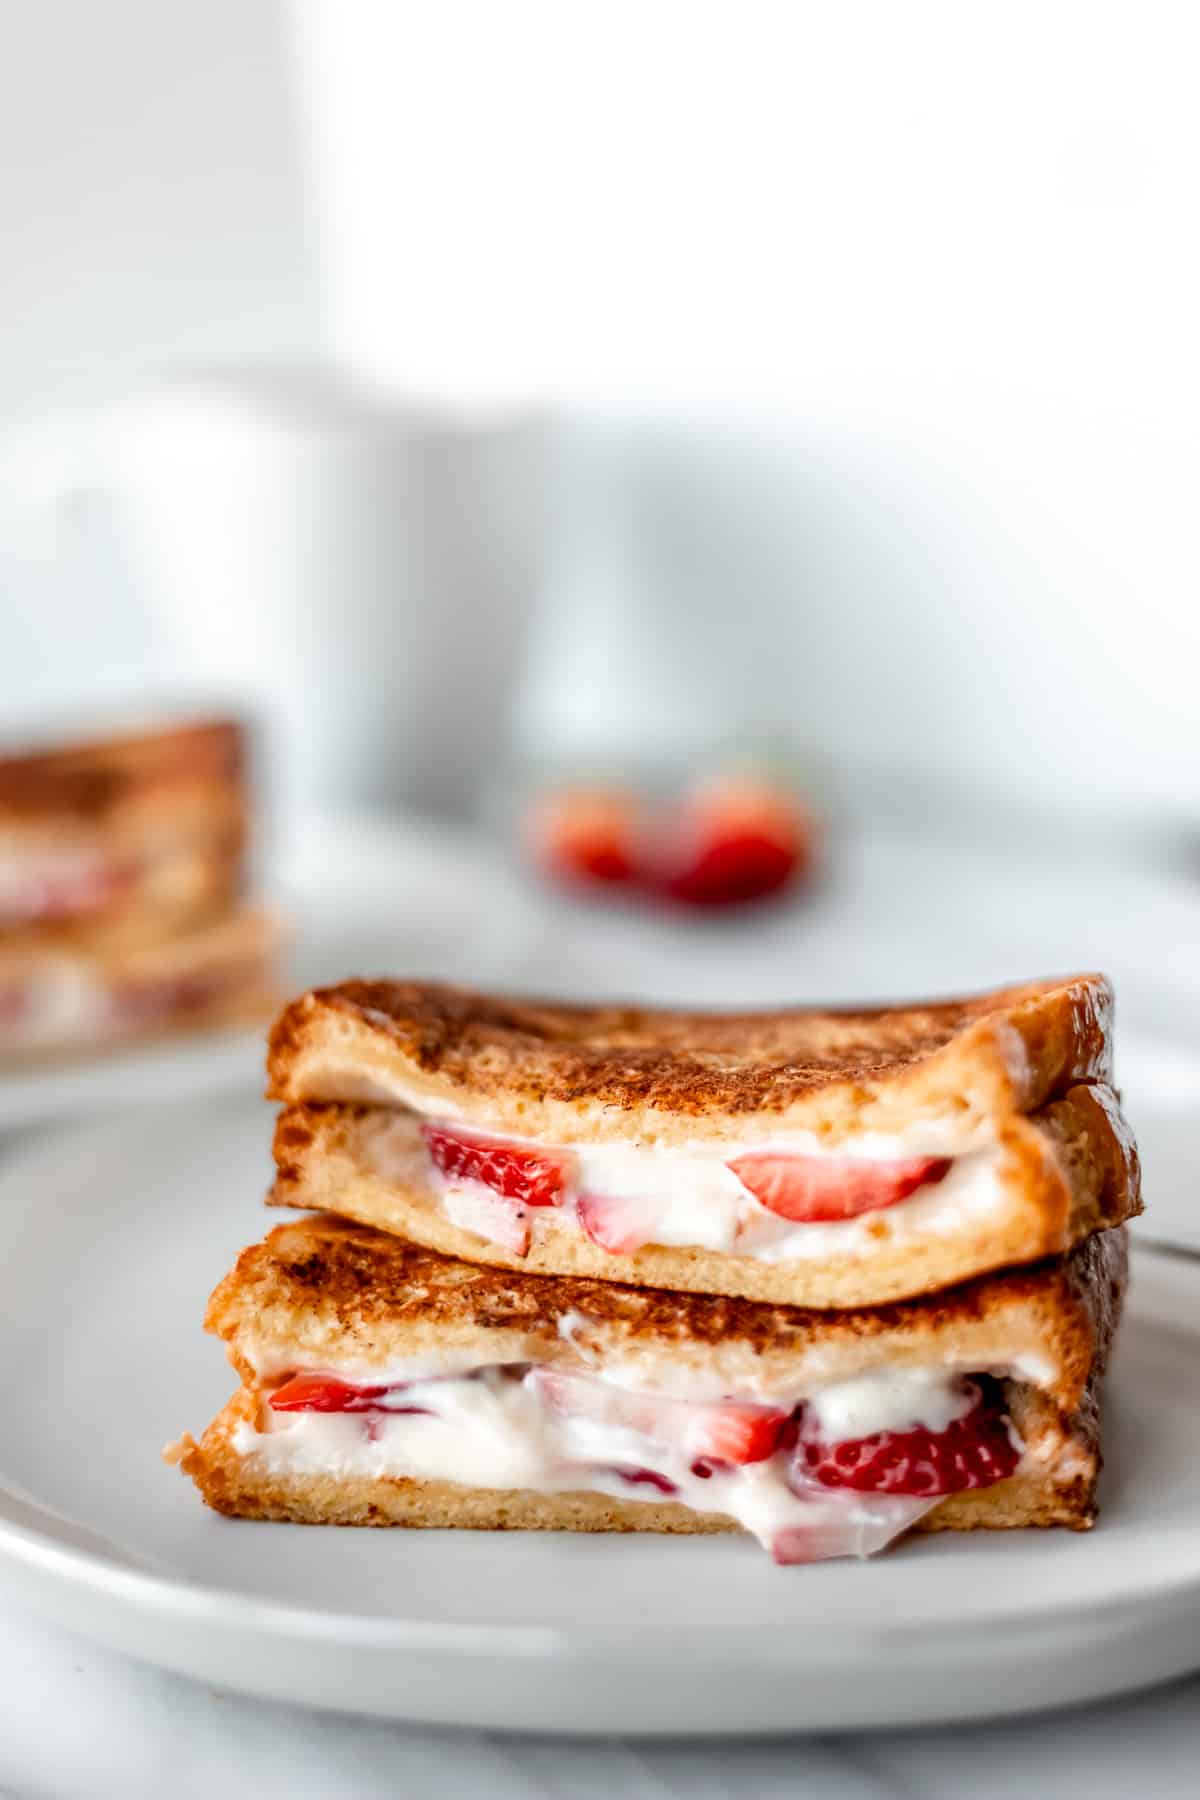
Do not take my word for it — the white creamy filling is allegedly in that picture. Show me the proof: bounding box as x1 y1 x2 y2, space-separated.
232 1360 978 1562
735 1148 1006 1263
231 1363 1005 1561
369 1112 1009 1265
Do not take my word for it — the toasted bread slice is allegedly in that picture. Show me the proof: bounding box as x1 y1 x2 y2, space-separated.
174 1217 1124 1548
204 1215 1123 1419
0 905 283 1062
269 1083 1139 1308
266 975 1112 1146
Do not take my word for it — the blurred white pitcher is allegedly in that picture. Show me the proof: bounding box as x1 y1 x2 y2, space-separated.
0 367 545 823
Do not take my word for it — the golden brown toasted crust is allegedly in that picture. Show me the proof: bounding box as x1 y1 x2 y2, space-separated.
173 1382 1100 1536
0 717 243 822
204 1213 1127 1418
265 975 1113 1144
268 1083 1139 1308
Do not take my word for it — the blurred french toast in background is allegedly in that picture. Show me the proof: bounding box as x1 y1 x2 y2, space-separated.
0 713 282 1060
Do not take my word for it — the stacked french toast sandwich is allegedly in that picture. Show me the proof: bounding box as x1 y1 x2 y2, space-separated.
173 973 1141 1563
0 715 281 1060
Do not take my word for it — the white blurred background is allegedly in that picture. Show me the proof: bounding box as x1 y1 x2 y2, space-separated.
2 0 1199 1005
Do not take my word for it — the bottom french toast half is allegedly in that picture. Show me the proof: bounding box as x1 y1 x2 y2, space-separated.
171 1216 1124 1563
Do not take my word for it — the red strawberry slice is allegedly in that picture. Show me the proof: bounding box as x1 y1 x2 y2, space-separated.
531 1367 663 1437
269 1374 391 1413
793 1381 1019 1497
531 1368 787 1466
606 1465 679 1496
728 1151 951 1224
686 1404 788 1466
575 1190 658 1254
768 1496 939 1564
423 1125 570 1209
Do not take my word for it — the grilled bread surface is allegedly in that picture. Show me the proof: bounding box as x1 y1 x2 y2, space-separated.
205 1213 1127 1418
267 975 1113 1145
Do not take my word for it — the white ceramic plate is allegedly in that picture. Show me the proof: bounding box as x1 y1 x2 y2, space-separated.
0 1101 1198 1736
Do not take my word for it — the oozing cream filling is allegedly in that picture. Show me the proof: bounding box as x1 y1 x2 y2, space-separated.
232 1362 1018 1563
367 1112 1010 1264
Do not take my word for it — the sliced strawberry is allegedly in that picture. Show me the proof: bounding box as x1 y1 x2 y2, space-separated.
686 1404 788 1466
269 1374 391 1413
525 786 641 886
575 1190 657 1254
658 775 813 908
793 1380 1019 1497
606 1465 679 1496
769 1495 939 1563
531 1368 786 1466
728 1151 951 1224
441 1181 530 1255
531 1367 662 1437
423 1125 570 1208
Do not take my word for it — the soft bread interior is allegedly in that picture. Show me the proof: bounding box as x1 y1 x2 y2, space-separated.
268 1085 1139 1309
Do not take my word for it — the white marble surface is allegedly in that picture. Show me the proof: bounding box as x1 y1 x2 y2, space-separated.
1 1601 1199 1799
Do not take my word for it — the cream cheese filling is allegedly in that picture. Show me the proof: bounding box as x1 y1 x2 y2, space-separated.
231 1361 1003 1560
366 1111 1011 1265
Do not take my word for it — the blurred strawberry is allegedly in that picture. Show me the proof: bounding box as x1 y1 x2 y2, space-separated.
656 773 814 908
525 785 641 888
